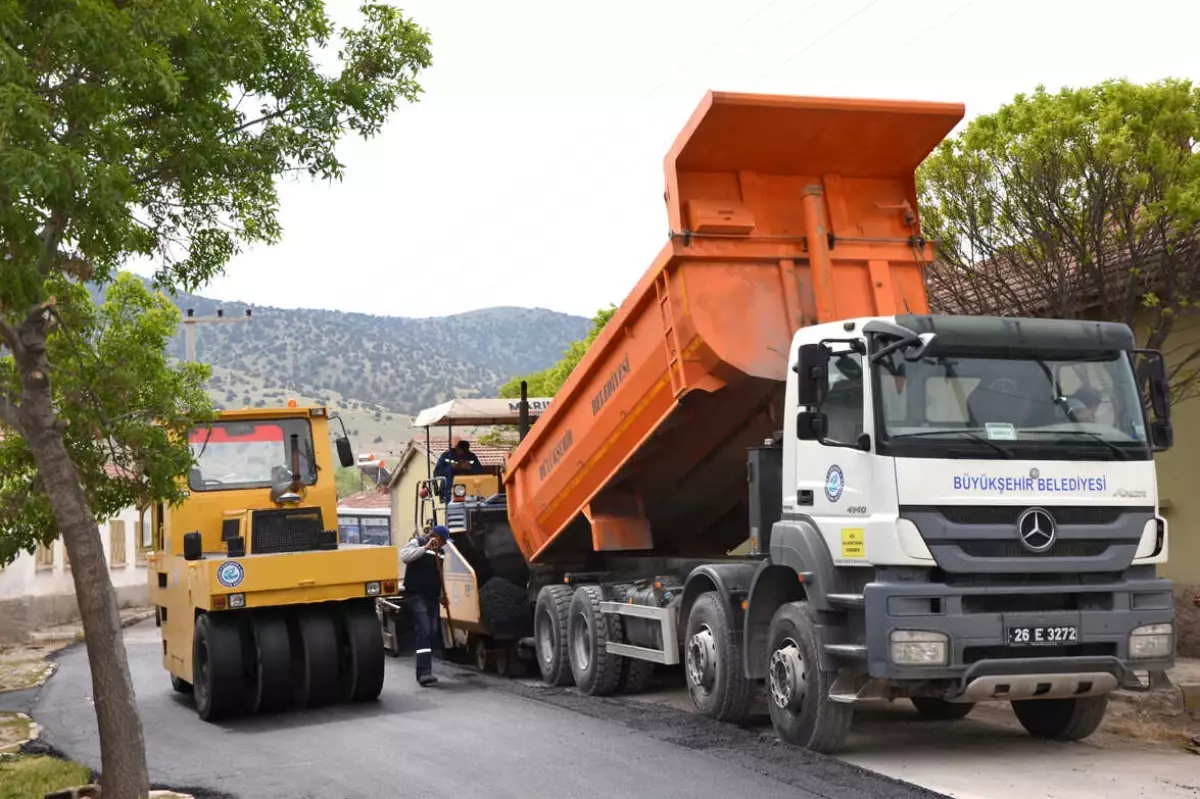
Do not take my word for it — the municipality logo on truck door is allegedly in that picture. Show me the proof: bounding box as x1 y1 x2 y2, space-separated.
825 464 844 503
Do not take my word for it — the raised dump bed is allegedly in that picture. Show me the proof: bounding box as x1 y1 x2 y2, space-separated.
503 91 964 565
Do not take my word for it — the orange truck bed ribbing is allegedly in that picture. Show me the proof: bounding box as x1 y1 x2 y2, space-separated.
503 91 965 565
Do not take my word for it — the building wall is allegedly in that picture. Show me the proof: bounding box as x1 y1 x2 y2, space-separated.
1145 315 1200 655
0 506 151 643
390 461 424 545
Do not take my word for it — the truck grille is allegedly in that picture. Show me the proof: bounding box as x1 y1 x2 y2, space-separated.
251 508 325 554
936 505 1125 526
899 505 1150 574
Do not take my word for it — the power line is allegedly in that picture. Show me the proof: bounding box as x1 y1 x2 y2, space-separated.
748 0 885 89
856 0 979 75
633 0 788 106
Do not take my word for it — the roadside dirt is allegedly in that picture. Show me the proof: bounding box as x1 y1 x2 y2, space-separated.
0 712 32 752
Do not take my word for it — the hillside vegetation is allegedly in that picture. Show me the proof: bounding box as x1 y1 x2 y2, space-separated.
89 275 590 456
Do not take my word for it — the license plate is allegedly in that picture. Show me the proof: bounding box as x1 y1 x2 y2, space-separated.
1007 625 1078 645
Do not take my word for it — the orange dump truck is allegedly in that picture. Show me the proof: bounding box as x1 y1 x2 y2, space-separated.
459 90 1177 753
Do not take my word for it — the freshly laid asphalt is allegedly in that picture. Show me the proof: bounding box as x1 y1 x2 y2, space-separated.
29 620 948 799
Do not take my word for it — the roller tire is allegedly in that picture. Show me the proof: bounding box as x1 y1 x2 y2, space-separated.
250 611 294 714
1012 695 1109 741
911 697 974 721
192 613 249 722
289 605 341 709
566 585 623 697
684 591 754 722
765 601 852 754
171 675 193 695
534 585 574 686
336 601 386 702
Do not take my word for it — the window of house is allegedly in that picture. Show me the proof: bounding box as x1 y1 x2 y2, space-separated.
110 519 127 568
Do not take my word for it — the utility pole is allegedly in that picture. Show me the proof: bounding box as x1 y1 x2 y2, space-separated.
181 306 253 363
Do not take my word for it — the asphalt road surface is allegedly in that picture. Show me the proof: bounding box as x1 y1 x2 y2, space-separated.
31 621 946 799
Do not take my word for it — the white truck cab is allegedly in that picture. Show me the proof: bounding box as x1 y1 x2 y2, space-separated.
757 312 1175 747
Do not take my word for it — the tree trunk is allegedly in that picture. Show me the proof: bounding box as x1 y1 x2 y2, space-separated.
9 316 150 799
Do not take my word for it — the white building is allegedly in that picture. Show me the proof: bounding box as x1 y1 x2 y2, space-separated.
0 506 151 643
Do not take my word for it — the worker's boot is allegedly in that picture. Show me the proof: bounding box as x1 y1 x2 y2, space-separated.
418 673 439 687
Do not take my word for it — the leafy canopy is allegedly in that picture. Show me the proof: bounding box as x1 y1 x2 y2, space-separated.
0 0 432 306
918 78 1200 402
0 273 212 565
0 0 431 559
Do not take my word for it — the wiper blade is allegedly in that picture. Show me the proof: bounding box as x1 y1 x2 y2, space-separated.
891 429 1014 458
1018 429 1130 460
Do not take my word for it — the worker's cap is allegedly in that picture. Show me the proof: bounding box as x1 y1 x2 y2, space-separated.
431 525 450 540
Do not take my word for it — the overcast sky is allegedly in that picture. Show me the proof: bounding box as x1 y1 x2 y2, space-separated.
128 0 1200 320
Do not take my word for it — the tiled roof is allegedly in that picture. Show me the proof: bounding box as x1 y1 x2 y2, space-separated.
338 487 391 510
410 438 513 467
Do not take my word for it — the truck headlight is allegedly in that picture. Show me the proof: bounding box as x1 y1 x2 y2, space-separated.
452 484 467 499
228 593 246 609
365 581 382 596
1129 623 1173 659
890 630 949 666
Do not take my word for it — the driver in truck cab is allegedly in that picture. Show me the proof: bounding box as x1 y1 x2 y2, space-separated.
400 525 451 687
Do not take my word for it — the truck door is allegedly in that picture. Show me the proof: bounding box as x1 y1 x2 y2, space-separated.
796 349 876 567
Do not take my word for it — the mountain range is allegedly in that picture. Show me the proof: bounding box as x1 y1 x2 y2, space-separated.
88 275 590 456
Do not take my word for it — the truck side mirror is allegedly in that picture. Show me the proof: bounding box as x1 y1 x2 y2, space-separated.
794 344 830 407
796 411 827 441
1151 419 1173 451
1146 353 1170 422
335 435 354 468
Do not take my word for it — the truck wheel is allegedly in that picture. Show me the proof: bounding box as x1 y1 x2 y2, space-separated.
617 657 655 694
566 585 623 696
289 606 341 708
685 591 753 722
250 611 293 714
171 675 193 695
192 613 248 722
534 585 574 686
1011 695 1109 740
472 635 494 672
765 601 852 753
337 602 386 702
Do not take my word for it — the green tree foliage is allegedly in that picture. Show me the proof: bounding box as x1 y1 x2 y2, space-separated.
335 465 364 498
919 78 1200 403
498 305 616 398
0 2 431 795
0 275 213 566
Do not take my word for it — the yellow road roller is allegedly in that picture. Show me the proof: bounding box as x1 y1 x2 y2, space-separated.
146 402 401 721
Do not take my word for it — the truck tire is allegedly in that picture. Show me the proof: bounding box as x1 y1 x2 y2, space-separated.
1011 695 1109 741
192 613 248 721
337 601 386 702
765 601 852 753
566 585 623 696
472 635 494 673
684 591 754 722
289 606 341 708
250 611 293 714
910 697 974 721
170 675 193 695
618 657 655 694
534 585 574 686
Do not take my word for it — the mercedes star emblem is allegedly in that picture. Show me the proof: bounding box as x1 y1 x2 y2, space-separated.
1016 507 1057 553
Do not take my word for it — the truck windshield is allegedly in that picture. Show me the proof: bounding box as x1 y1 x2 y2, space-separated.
188 419 318 491
873 347 1151 461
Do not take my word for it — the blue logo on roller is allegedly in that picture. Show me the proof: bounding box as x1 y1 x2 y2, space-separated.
216 560 244 588
825 464 844 503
